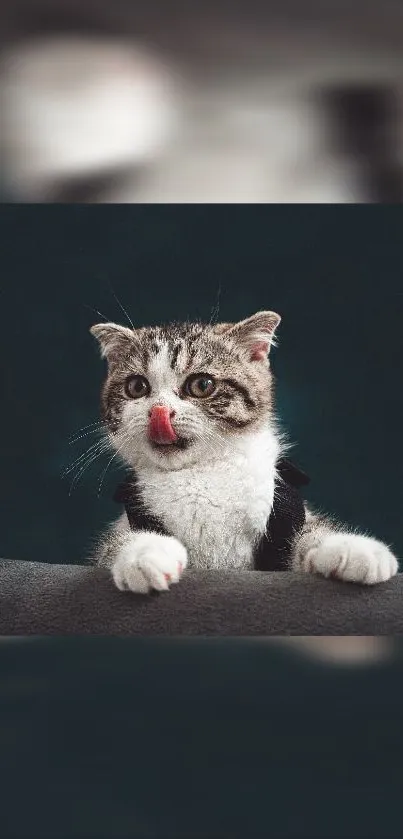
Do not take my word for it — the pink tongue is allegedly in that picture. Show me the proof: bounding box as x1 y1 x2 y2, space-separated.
148 406 178 444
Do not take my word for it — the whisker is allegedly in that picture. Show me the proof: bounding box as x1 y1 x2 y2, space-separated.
96 449 122 497
107 281 135 331
69 425 106 445
63 437 109 477
84 304 110 322
66 448 110 488
68 440 113 495
68 420 104 438
96 425 137 496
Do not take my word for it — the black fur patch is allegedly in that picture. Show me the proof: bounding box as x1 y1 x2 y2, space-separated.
170 343 182 369
114 457 310 571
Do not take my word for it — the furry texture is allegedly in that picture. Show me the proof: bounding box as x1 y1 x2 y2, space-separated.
90 313 399 593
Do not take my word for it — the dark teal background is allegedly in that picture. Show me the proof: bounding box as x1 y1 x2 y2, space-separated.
0 206 402 564
2 637 403 839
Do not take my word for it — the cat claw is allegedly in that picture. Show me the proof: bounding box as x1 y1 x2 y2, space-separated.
112 532 188 594
302 533 399 585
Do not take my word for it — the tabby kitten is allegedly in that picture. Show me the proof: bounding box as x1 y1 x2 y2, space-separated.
90 312 398 593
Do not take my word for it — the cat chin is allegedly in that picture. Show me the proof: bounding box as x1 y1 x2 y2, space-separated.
148 440 197 469
126 438 200 472
149 438 192 453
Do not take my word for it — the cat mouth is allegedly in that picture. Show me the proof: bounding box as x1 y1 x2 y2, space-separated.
149 437 192 453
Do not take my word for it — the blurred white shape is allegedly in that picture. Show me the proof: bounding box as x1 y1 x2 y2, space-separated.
1 30 402 202
277 636 394 665
0 36 180 198
104 86 361 203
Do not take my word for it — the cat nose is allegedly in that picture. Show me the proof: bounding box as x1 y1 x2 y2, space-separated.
148 405 176 419
148 405 177 444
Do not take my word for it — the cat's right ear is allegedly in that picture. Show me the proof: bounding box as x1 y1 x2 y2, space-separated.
215 311 281 361
90 322 135 362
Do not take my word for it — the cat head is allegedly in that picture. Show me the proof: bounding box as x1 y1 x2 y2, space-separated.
90 311 281 471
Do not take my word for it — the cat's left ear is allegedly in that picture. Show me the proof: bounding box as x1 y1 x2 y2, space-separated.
224 311 281 361
90 322 136 362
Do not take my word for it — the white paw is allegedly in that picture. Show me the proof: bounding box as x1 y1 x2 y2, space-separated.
302 533 399 585
112 532 188 594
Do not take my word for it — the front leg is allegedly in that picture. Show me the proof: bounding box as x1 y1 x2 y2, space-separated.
92 513 188 594
292 507 399 585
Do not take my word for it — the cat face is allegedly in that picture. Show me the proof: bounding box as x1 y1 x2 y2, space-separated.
91 312 280 471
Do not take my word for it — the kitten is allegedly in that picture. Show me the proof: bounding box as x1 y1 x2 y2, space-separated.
90 312 398 593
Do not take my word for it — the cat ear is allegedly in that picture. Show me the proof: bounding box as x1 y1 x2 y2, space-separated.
224 311 281 361
211 322 234 335
90 322 135 361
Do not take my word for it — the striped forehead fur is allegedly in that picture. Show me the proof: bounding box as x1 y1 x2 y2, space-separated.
94 315 279 438
107 318 275 372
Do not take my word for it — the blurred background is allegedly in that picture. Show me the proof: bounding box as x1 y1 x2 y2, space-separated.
1 635 403 839
0 205 402 568
2 0 403 202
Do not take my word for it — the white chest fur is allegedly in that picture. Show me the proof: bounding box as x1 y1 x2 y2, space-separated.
137 429 279 569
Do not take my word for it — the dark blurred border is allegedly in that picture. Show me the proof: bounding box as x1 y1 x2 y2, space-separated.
1 637 403 839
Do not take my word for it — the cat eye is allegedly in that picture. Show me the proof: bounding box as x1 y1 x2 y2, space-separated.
124 375 150 399
184 374 216 398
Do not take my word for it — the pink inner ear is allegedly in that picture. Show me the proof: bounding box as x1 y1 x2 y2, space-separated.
251 341 269 361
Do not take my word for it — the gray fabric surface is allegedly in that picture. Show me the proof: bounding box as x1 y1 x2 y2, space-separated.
0 558 402 635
